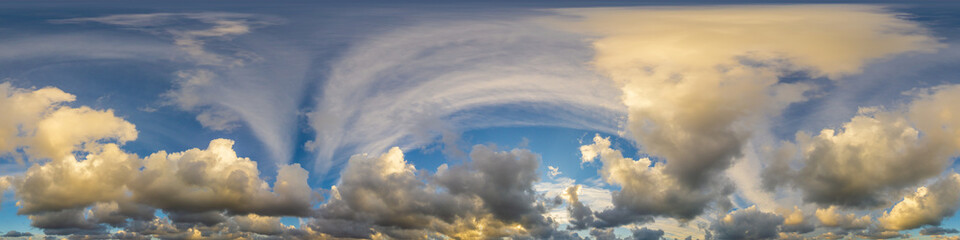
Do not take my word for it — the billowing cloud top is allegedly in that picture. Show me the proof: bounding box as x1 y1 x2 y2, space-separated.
1 2 960 240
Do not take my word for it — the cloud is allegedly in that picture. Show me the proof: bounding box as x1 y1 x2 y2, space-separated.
309 18 626 174
879 173 960 231
855 229 909 239
579 134 729 227
710 206 784 240
778 206 814 234
589 228 617 240
0 82 137 163
56 13 309 165
1 231 33 238
132 139 313 217
563 185 595 230
765 84 960 208
922 226 960 236
313 144 570 239
814 206 871 231
553 5 940 192
0 84 316 238
631 227 666 240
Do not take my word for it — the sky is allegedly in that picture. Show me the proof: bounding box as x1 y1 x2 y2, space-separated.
1 1 960 240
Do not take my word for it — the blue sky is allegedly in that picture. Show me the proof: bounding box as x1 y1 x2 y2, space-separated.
3 1 960 240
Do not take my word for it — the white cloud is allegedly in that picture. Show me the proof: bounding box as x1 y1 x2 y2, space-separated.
56 13 309 165
309 19 626 174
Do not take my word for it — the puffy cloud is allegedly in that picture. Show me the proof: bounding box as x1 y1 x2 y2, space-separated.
314 145 566 239
231 214 285 235
0 82 74 156
0 83 141 214
0 84 316 238
631 227 665 240
0 82 137 162
766 84 960 208
814 206 871 230
589 228 617 240
922 226 960 236
777 207 814 234
556 5 940 191
580 134 728 226
879 173 960 231
564 185 595 230
132 139 313 216
9 143 140 214
710 206 784 240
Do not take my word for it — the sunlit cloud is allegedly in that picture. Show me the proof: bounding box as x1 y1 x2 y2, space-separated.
1 2 959 240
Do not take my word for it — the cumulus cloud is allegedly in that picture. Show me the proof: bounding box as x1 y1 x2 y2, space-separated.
555 5 940 191
815 206 871 231
631 227 666 240
879 173 960 231
0 82 136 162
313 144 568 239
778 206 814 234
564 185 595 230
0 84 316 238
765 84 960 208
710 206 784 240
580 134 728 226
132 139 313 216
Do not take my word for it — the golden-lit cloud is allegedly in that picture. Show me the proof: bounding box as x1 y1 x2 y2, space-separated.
553 5 941 190
0 84 315 236
3 4 959 240
579 134 723 226
880 173 960 231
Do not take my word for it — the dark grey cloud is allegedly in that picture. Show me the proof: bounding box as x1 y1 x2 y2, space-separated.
564 185 596 230
631 227 665 240
710 207 783 240
2 231 33 237
313 145 568 239
579 135 733 227
920 226 960 235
